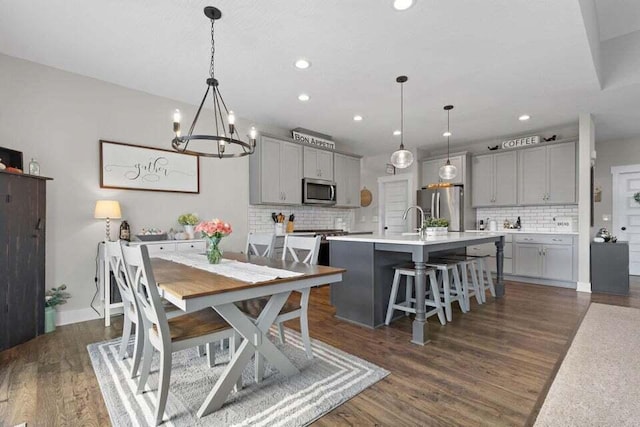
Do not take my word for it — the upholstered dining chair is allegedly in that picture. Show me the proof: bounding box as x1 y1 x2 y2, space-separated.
121 243 237 426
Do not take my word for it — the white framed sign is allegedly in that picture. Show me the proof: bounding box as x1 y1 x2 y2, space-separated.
501 135 540 149
100 140 200 193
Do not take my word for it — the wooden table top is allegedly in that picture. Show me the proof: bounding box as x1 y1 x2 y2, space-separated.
151 252 345 300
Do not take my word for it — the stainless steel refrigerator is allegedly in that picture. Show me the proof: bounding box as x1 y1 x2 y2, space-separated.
417 185 464 231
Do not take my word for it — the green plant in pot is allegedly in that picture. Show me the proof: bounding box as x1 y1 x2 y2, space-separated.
423 217 449 236
178 213 200 239
45 284 71 333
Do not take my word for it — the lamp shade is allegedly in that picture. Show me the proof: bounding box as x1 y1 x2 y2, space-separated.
94 200 121 219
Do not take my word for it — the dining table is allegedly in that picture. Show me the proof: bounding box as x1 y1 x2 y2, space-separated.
150 252 345 418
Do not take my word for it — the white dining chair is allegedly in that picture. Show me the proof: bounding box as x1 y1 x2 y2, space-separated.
121 243 238 426
245 232 277 258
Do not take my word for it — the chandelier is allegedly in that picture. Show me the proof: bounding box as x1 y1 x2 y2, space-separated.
172 6 257 158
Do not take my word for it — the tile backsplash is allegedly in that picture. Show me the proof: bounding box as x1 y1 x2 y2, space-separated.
476 205 578 232
248 205 355 233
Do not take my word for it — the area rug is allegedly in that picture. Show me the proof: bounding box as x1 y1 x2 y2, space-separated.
88 327 389 426
535 303 640 426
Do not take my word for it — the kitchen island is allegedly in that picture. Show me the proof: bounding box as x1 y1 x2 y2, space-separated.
327 232 506 345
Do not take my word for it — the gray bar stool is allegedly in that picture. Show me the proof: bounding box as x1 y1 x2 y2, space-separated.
425 259 468 320
438 256 484 309
385 265 446 326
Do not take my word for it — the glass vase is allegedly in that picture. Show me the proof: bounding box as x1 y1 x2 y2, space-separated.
206 236 223 264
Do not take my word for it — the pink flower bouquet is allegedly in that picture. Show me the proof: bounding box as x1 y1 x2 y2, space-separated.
195 219 232 263
195 219 232 238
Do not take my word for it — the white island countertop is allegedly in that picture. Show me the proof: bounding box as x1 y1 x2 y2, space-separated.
326 231 506 246
465 229 579 236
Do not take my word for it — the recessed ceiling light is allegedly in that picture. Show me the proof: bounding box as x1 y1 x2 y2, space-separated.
294 58 311 69
443 131 452 137
393 130 402 136
353 115 363 121
298 93 310 102
393 0 415 11
519 114 531 121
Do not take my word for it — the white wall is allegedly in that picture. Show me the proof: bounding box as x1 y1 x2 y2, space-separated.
594 136 640 230
0 54 290 319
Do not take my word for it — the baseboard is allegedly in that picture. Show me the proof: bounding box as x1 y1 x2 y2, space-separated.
576 281 592 293
56 307 102 326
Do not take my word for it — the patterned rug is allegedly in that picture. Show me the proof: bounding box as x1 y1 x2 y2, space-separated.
88 328 389 426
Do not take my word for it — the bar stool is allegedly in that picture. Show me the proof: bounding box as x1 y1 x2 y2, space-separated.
439 256 483 309
465 255 496 303
385 265 446 326
425 259 468 321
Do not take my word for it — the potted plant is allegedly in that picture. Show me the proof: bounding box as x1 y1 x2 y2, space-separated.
423 217 449 236
45 284 71 333
178 213 200 239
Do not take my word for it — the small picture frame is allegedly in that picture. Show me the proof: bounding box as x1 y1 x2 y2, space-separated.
386 163 396 175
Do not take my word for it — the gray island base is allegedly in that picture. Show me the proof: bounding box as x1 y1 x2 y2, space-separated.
327 232 506 345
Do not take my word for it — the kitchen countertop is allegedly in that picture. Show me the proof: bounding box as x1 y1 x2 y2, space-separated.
327 231 506 246
466 229 579 235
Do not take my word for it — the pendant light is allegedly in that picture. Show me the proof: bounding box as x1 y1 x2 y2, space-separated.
171 6 257 158
390 76 414 169
439 105 457 180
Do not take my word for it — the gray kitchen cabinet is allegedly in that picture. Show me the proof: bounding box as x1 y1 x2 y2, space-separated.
547 142 576 204
249 135 303 205
421 154 464 187
334 153 360 207
542 244 573 281
518 141 576 205
518 146 547 205
514 243 542 277
303 146 334 180
513 234 575 282
471 151 516 207
471 154 493 206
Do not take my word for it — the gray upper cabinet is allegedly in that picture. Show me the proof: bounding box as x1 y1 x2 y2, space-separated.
303 146 334 180
421 155 465 187
547 142 576 204
250 135 303 205
334 153 360 207
518 141 576 205
471 154 493 206
471 151 516 207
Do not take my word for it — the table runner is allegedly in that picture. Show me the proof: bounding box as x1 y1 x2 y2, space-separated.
154 252 304 284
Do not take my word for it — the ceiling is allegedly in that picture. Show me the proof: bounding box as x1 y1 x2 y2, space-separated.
595 0 640 41
1 0 640 155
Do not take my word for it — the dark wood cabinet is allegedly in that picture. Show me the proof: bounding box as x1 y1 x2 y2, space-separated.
0 171 51 351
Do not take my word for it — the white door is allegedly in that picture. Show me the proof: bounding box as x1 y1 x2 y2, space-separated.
378 175 415 235
613 165 640 275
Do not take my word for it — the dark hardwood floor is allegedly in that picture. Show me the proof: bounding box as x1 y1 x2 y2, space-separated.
1 279 639 426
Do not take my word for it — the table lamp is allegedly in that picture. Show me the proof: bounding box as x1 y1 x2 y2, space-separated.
94 200 122 241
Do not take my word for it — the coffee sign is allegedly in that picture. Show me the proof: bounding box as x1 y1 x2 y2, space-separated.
501 135 540 149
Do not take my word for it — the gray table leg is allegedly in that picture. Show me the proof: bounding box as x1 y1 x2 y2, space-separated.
411 261 430 346
495 236 505 297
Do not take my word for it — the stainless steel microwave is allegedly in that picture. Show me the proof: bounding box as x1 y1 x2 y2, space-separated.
302 178 336 205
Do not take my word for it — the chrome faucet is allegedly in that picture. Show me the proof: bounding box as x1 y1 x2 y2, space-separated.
403 205 425 236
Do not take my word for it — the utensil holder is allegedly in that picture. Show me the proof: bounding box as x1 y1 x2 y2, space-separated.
275 223 285 235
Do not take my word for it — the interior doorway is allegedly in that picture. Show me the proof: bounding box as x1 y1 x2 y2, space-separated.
378 174 415 235
612 164 640 275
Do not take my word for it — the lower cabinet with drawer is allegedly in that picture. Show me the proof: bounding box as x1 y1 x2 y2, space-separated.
141 240 207 256
513 234 576 282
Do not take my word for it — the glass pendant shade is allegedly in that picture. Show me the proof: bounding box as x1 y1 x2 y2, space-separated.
391 148 414 169
439 160 457 180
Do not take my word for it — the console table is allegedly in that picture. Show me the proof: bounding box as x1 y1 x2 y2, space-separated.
99 239 206 326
